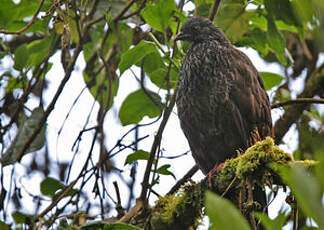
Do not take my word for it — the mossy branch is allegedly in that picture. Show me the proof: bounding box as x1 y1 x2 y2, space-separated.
145 137 317 230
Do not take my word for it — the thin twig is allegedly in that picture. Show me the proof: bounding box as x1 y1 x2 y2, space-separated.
37 177 79 219
208 0 222 21
293 203 299 230
167 165 199 195
113 0 137 21
148 32 179 70
247 181 258 230
15 0 100 168
0 0 46 34
221 176 237 197
271 98 324 109
113 181 122 207
140 91 177 201
120 0 146 20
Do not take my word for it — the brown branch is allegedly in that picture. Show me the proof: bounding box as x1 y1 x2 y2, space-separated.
113 181 122 207
140 91 177 201
120 0 146 20
271 98 324 109
167 165 199 195
139 11 184 201
0 0 46 35
37 177 79 219
208 0 222 21
274 64 324 144
86 15 106 27
113 0 137 22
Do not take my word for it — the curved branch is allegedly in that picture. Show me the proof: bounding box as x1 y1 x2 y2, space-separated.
0 0 45 35
271 98 324 109
274 64 324 144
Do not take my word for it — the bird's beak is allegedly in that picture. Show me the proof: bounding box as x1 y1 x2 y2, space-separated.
174 32 185 41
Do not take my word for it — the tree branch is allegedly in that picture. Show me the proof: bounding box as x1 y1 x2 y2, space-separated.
167 165 199 195
274 64 324 144
209 0 222 21
271 98 324 109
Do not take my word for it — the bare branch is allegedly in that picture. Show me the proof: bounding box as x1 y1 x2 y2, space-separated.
209 0 222 21
167 165 199 195
271 98 324 109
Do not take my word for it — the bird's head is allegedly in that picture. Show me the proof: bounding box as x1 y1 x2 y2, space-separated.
175 17 229 45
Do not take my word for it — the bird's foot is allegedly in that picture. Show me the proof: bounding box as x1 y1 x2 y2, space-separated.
252 129 262 145
207 162 224 187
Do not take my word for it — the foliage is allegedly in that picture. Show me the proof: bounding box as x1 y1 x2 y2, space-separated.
0 0 323 229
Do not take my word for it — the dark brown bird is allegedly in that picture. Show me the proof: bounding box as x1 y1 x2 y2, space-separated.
175 17 272 175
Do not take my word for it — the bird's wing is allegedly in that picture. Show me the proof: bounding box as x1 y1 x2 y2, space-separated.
228 48 273 143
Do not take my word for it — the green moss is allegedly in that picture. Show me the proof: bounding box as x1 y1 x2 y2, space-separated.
148 138 317 229
292 160 318 168
236 137 293 182
150 182 205 230
212 137 294 192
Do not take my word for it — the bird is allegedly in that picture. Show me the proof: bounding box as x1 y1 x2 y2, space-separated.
175 17 272 179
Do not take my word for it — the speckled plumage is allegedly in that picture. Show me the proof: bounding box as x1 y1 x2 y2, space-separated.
176 17 272 174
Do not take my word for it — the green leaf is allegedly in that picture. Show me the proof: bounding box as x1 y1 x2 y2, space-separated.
205 191 250 230
148 67 178 89
0 107 46 166
196 1 212 18
0 0 19 28
57 219 73 230
14 44 29 70
81 221 141 230
12 211 34 224
0 221 10 230
124 150 150 165
119 89 162 126
266 17 287 65
215 1 250 42
291 0 315 27
40 177 78 198
238 29 269 57
264 0 301 28
27 36 52 67
259 72 284 90
40 177 65 197
6 76 24 92
278 165 324 228
297 121 324 157
315 152 324 191
119 40 157 75
14 37 53 70
141 0 176 32
249 12 267 31
155 164 175 179
275 20 298 33
254 211 287 230
143 51 178 89
16 0 42 20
